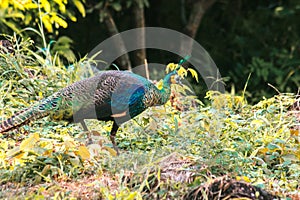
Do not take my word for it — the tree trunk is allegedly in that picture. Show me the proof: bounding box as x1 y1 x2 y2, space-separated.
180 0 216 57
103 9 132 70
132 0 146 74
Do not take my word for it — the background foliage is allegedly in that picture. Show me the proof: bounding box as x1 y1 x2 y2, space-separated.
1 0 300 101
1 43 299 197
1 0 300 198
69 0 300 102
200 0 300 102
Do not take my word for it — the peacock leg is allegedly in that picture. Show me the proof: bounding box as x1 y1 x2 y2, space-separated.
110 121 120 155
80 120 92 144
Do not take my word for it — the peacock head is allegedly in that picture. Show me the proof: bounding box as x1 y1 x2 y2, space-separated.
156 70 181 104
163 69 182 86
164 56 190 86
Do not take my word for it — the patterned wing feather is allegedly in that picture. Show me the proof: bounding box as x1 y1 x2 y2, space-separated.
0 70 171 134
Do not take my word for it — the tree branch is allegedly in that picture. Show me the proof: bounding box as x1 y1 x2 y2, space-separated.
103 9 132 70
132 1 146 72
180 0 216 56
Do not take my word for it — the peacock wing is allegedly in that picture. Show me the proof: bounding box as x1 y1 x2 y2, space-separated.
61 71 120 122
109 73 152 118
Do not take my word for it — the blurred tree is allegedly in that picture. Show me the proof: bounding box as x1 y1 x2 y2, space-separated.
132 0 147 69
0 0 85 35
198 0 300 101
2 0 300 102
0 0 86 63
85 0 216 70
86 0 146 70
180 0 216 56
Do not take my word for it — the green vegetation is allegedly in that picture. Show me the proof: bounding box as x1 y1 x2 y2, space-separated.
1 0 300 199
202 1 300 102
1 0 300 100
0 37 299 199
0 0 85 35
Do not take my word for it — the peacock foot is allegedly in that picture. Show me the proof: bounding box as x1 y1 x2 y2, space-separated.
113 145 120 156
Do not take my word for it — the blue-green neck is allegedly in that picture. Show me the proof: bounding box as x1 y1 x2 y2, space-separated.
158 71 176 104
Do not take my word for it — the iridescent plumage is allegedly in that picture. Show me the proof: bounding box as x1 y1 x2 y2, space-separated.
0 70 179 153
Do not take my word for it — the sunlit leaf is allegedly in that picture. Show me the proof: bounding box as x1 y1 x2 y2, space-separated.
72 0 86 17
77 145 91 160
42 14 53 32
64 140 76 149
156 80 163 90
187 68 199 82
41 0 51 13
102 146 117 156
236 176 251 183
166 63 177 73
20 133 40 151
51 15 68 28
24 2 38 9
0 0 9 8
54 0 66 13
12 0 25 11
177 66 187 78
5 12 25 19
124 191 138 200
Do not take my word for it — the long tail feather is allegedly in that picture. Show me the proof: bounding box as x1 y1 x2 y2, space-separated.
0 92 61 133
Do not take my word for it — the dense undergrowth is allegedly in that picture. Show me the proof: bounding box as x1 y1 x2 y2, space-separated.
0 38 300 199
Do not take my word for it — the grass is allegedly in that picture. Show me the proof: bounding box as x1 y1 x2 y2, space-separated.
0 36 300 199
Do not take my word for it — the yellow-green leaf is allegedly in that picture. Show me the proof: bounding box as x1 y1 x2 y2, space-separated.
12 1 25 11
42 15 53 32
24 2 38 9
54 0 66 13
51 15 68 28
103 146 117 156
156 80 163 90
5 12 25 19
41 0 51 13
20 133 39 151
187 68 199 82
236 176 251 183
0 0 9 9
166 63 177 73
124 192 138 200
177 66 187 78
78 145 90 160
73 0 86 17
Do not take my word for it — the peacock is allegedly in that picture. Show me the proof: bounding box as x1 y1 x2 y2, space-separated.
0 69 181 154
